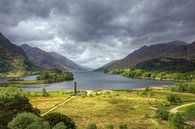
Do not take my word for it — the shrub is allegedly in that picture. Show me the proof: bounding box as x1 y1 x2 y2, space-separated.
119 123 128 129
187 84 195 93
169 105 195 129
106 123 114 129
42 88 49 97
185 105 195 121
52 122 67 129
86 123 97 129
169 113 184 129
167 94 181 104
176 82 188 92
8 112 50 129
155 107 169 120
43 112 76 129
139 87 154 97
0 87 40 129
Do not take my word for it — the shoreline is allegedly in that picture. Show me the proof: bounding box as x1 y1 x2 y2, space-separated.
22 85 169 93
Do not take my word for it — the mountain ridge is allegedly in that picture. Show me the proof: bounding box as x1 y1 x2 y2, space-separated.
21 44 82 70
96 41 195 71
0 32 39 75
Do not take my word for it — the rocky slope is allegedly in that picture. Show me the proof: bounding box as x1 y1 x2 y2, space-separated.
0 32 39 75
21 44 82 70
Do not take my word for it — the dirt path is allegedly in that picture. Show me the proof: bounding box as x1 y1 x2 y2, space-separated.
169 103 195 113
41 96 75 116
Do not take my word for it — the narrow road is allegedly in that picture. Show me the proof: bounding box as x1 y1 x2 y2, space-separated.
169 102 195 113
41 96 75 116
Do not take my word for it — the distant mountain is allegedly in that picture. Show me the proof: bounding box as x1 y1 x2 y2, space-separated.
96 41 195 72
48 52 81 70
95 60 119 71
0 32 39 75
21 44 82 70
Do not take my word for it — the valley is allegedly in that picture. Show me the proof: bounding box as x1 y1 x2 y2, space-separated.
1 1 195 128
0 32 195 129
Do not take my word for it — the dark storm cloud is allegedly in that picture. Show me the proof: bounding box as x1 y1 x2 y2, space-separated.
0 0 195 68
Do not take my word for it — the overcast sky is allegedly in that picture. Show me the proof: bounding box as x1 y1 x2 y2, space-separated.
0 0 195 68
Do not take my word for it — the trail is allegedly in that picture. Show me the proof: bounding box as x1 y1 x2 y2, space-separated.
41 96 75 116
169 102 195 113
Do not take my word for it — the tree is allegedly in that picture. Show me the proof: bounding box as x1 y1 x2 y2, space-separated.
8 112 50 129
167 94 181 104
42 88 49 97
52 122 67 129
176 82 188 92
43 112 76 129
155 107 169 120
139 87 153 97
185 105 195 122
187 84 195 93
0 87 40 129
119 123 128 129
37 69 74 83
86 123 97 129
169 113 184 129
169 105 195 129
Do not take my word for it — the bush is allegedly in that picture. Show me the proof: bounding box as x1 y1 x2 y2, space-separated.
169 105 195 129
187 84 195 93
8 112 50 129
119 123 128 129
167 94 181 104
139 87 154 97
176 82 188 92
86 123 97 129
172 82 195 94
43 112 76 129
52 122 67 129
42 88 49 97
155 107 169 120
0 87 40 129
169 113 184 129
106 123 114 129
185 105 195 121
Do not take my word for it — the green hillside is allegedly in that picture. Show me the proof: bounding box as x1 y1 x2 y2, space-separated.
135 58 195 72
0 33 40 77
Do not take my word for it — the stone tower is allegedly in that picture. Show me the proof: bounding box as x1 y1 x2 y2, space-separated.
74 80 77 96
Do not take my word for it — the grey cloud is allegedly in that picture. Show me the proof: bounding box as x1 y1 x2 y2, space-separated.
0 0 195 68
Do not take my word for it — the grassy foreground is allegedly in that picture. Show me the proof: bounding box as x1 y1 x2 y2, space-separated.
28 89 195 129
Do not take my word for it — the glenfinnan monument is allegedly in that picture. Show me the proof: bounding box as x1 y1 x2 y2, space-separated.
74 80 77 96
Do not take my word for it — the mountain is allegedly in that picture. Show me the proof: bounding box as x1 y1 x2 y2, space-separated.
95 60 119 71
0 32 39 75
48 52 81 70
97 41 195 72
21 44 82 70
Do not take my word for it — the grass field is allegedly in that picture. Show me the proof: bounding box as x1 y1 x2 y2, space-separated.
28 90 73 114
10 80 45 84
29 96 69 113
28 89 195 129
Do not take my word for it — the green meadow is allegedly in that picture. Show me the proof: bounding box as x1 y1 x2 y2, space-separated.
28 88 195 129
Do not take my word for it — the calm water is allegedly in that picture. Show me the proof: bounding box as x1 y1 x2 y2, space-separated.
17 71 174 91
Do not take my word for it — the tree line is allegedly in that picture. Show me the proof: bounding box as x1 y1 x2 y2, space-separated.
37 69 74 83
105 69 193 81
